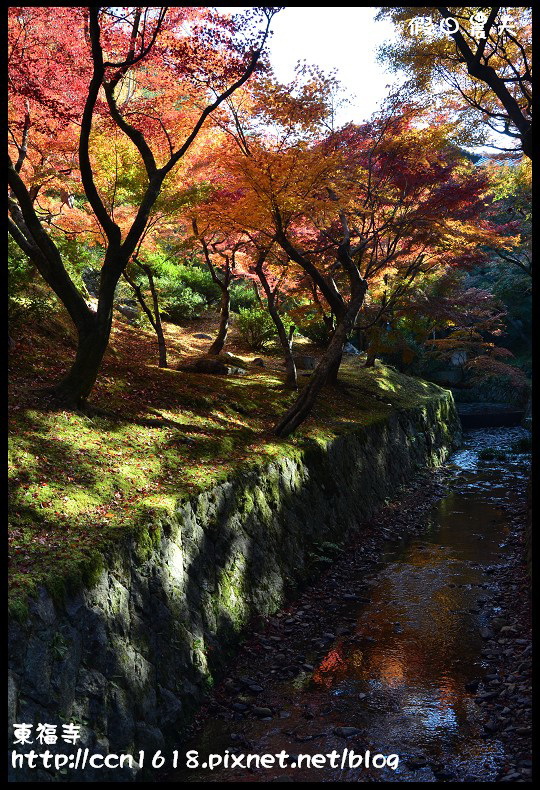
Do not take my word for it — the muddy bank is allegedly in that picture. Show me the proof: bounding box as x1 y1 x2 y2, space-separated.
166 428 532 783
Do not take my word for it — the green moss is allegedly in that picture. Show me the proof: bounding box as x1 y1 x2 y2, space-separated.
8 597 29 623
239 488 255 516
132 522 163 564
217 565 249 629
9 343 456 614
253 486 273 525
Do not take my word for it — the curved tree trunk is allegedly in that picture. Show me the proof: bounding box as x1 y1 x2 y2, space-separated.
48 314 112 409
146 266 167 368
208 284 230 356
274 293 364 438
124 266 168 368
274 320 348 437
255 261 297 389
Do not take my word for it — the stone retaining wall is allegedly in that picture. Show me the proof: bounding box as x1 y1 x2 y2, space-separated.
8 393 460 781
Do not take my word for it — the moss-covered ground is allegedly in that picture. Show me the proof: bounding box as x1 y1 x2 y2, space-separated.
8 311 446 615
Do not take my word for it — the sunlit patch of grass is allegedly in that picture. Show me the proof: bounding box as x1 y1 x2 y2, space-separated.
9 316 452 612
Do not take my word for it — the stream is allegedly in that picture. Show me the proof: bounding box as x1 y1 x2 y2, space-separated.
165 427 531 783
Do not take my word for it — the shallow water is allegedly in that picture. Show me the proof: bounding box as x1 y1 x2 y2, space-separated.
166 427 530 782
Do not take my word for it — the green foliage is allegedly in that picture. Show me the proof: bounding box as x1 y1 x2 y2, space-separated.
113 279 135 304
9 234 106 331
54 236 103 295
160 285 207 322
289 305 330 347
149 256 222 323
490 161 531 218
297 318 329 347
173 264 221 305
230 281 259 312
308 539 344 568
8 238 58 326
237 307 277 350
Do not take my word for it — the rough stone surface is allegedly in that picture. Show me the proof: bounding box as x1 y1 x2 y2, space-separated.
190 358 247 376
292 354 317 370
8 393 460 781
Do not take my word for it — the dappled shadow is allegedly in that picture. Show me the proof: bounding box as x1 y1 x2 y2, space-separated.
9 314 454 610
9 393 451 779
9 313 460 776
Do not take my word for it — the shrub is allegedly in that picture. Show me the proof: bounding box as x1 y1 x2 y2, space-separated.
230 281 259 312
152 261 222 323
297 319 330 347
463 369 531 406
160 286 207 322
175 265 221 304
8 240 58 326
113 278 135 305
237 307 276 350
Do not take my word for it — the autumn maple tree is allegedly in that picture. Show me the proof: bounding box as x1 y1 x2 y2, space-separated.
188 167 303 387
377 7 532 158
179 70 339 387
205 89 511 435
190 218 244 358
8 6 278 408
484 157 532 278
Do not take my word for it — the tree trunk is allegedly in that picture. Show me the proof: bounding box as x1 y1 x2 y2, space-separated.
145 266 167 367
208 285 230 356
47 253 124 409
256 266 297 389
274 299 362 438
47 314 112 409
284 325 297 389
364 336 377 367
364 353 376 368
124 266 168 368
327 351 343 384
275 318 297 389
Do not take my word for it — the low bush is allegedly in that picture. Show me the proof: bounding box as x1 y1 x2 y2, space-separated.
160 285 207 322
230 281 259 312
9 240 58 327
296 319 330 347
174 265 221 305
237 307 276 350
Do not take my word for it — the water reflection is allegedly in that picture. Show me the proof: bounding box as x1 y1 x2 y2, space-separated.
167 427 530 782
305 427 529 778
